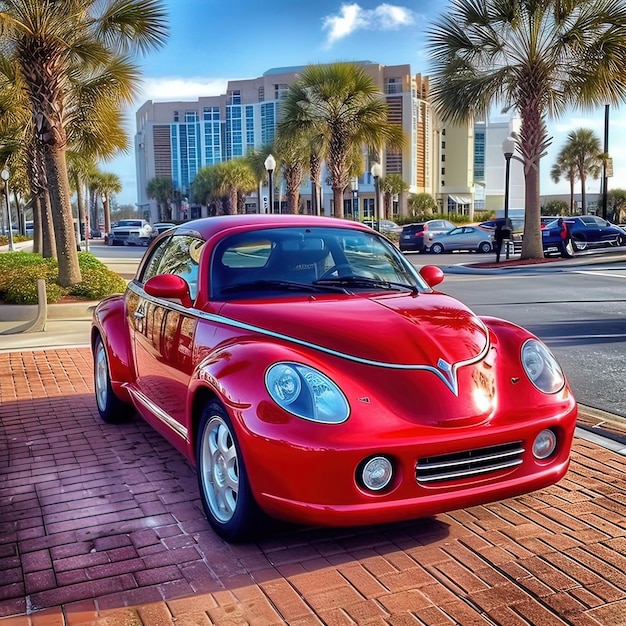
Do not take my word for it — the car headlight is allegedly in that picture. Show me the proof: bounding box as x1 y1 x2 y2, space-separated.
521 339 565 393
265 363 350 423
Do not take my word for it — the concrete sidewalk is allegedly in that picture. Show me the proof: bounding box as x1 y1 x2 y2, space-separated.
1 347 626 625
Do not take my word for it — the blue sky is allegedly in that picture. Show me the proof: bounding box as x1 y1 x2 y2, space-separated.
107 0 626 206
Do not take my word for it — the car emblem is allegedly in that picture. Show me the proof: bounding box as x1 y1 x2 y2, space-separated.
437 358 459 396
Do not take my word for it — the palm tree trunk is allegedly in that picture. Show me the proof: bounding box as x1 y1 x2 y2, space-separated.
569 178 575 214
520 163 543 259
40 191 56 259
31 195 43 255
580 174 587 215
332 186 344 219
44 145 80 285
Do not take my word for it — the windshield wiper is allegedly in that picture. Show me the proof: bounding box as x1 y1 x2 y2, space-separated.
314 276 419 295
221 279 349 295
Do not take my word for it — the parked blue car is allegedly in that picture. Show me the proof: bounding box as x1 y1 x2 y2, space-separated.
543 216 625 253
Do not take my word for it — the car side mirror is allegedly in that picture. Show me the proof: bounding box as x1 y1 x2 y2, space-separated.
419 265 444 288
144 274 193 307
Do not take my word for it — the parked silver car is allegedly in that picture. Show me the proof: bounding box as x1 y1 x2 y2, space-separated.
428 225 493 254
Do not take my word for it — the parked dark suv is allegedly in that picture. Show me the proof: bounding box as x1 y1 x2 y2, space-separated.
399 219 455 252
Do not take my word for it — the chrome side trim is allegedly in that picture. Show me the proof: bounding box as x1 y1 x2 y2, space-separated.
128 283 489 396
126 385 188 440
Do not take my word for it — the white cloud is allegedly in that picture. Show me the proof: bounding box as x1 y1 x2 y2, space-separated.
323 3 416 46
133 76 230 104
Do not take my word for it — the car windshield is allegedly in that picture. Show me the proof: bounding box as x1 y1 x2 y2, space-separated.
117 220 142 227
212 226 427 300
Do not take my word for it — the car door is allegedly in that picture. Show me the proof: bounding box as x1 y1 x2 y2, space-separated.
130 234 203 447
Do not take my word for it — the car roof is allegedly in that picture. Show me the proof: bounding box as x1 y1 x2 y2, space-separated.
172 214 371 240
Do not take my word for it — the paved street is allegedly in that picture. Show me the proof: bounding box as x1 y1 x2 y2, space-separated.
1 348 626 625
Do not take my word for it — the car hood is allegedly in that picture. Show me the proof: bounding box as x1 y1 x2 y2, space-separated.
219 292 489 370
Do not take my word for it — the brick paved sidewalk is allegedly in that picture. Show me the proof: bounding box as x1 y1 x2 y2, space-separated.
1 348 626 625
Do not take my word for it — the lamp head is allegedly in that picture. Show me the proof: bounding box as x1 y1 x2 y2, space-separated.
502 136 516 158
370 162 382 178
1 169 9 181
264 153 276 173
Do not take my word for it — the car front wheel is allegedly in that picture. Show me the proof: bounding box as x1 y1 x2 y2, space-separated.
478 241 492 253
93 335 134 423
196 402 268 542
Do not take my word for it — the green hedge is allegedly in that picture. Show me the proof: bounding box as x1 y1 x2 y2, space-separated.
0 251 126 304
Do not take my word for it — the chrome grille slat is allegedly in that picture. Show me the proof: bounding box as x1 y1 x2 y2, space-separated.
416 441 525 484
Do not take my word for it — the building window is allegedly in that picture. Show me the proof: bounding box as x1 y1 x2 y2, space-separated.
441 167 445 175
274 83 289 100
441 141 446 149
441 180 445 186
441 154 445 162
228 90 241 105
173 111 179 122
384 77 403 94
258 86 265 102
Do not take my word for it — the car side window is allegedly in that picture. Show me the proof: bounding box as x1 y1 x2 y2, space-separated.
140 235 205 301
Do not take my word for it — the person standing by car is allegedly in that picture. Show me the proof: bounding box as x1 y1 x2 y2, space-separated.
556 218 573 258
494 217 513 262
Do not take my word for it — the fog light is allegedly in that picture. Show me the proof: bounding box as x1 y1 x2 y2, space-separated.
533 429 557 459
361 456 393 491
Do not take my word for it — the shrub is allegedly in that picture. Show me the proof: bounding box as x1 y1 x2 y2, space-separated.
0 250 125 304
69 266 126 300
3 264 66 304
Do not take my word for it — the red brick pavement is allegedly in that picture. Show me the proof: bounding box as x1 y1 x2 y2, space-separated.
1 347 625 625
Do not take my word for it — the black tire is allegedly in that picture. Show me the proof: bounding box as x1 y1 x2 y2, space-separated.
196 402 269 542
561 240 575 258
430 242 444 254
93 334 134 423
478 241 491 253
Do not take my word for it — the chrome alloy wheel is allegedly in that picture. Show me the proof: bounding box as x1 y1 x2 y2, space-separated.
94 339 109 412
200 415 240 523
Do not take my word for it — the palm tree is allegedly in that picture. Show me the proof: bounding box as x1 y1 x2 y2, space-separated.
550 146 578 215
147 177 174 221
274 134 308 214
380 174 408 220
407 192 437 217
98 172 123 234
0 0 168 285
562 129 603 215
427 0 626 259
279 63 405 219
215 159 257 215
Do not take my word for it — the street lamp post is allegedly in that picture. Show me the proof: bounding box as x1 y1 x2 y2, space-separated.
371 162 382 230
264 154 276 214
502 137 515 260
1 169 15 252
351 176 359 221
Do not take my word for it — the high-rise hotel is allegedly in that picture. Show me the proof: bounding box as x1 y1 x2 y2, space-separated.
134 61 523 222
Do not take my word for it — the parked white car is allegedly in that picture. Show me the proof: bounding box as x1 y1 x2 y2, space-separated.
106 220 153 246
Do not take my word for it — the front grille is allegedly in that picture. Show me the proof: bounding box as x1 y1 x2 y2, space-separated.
416 441 524 484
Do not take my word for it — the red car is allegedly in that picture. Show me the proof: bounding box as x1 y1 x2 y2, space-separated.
92 214 577 542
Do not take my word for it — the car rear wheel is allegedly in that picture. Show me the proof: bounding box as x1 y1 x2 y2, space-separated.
430 242 444 254
93 335 134 423
196 402 268 542
478 241 491 253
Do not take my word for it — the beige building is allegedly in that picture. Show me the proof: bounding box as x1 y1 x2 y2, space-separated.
134 61 523 223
